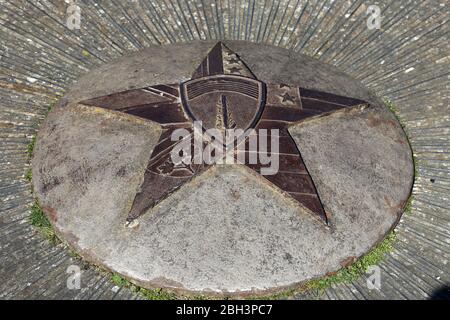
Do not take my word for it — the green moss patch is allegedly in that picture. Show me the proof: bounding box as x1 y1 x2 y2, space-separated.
29 200 58 243
27 135 36 159
111 274 176 300
305 232 396 295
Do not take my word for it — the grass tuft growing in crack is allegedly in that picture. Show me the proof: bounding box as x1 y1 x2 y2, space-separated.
403 195 414 215
29 200 58 243
248 232 398 300
25 167 32 182
27 135 36 159
110 274 177 300
26 100 59 242
305 232 397 295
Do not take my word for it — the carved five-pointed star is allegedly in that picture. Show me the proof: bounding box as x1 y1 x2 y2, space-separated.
80 42 367 225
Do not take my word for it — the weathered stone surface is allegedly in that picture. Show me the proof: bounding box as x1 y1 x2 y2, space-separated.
32 41 414 296
33 105 162 224
290 105 414 239
63 41 381 105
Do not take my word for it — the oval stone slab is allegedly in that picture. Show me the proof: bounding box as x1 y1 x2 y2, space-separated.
32 41 414 297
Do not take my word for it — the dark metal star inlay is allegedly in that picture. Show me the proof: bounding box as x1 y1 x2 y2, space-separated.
79 42 368 225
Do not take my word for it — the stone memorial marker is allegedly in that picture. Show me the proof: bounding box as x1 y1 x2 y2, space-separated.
32 41 414 297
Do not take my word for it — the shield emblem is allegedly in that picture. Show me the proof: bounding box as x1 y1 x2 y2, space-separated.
180 75 266 142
